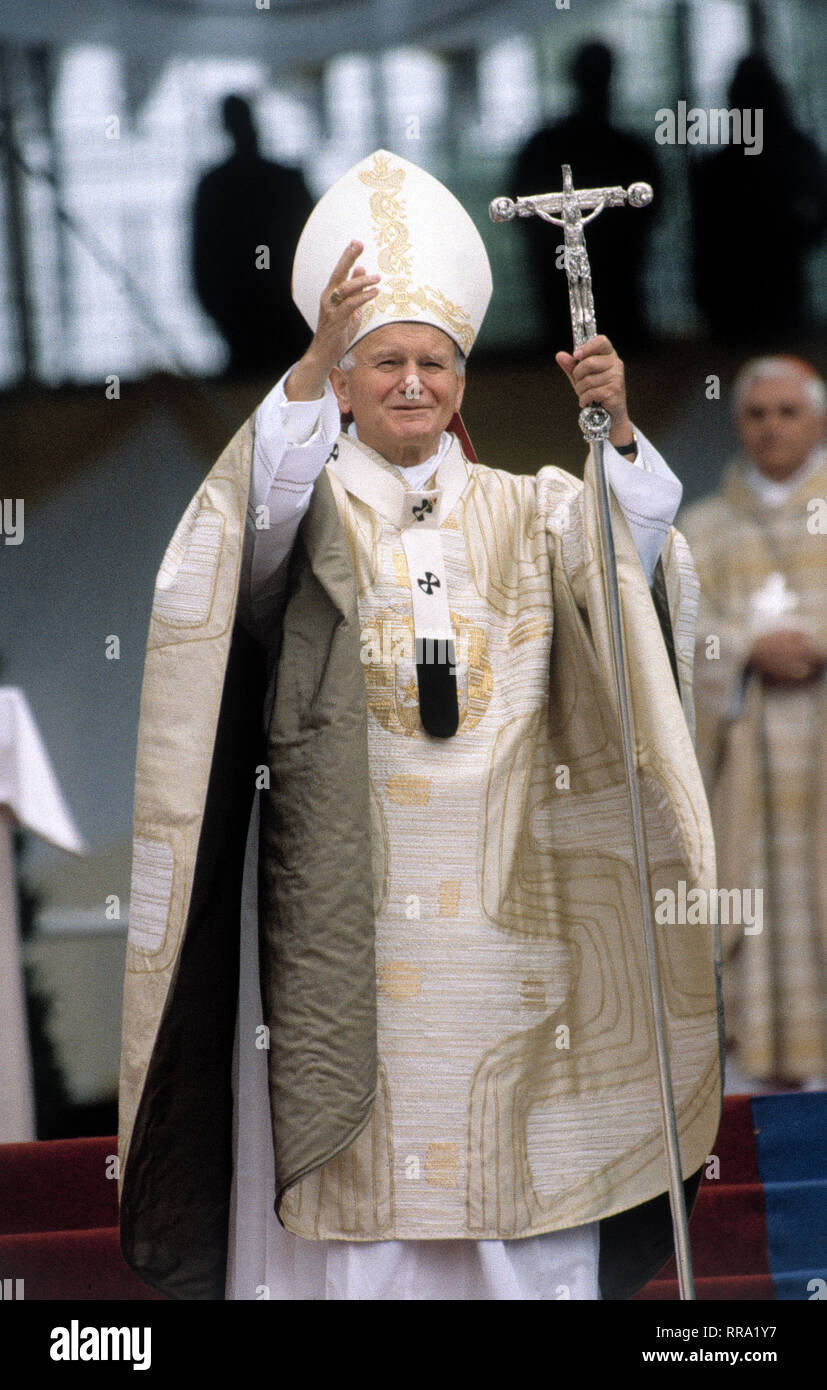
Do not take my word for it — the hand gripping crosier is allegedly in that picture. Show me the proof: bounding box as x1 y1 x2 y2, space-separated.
491 166 697 1301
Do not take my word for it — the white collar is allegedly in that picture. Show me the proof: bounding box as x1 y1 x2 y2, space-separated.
346 422 453 490
744 445 826 507
329 430 470 532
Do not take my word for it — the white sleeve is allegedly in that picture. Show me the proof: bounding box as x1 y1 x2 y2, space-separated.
240 368 341 638
603 427 683 586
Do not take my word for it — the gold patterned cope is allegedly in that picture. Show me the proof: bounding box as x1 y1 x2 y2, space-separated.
279 432 721 1242
356 152 476 354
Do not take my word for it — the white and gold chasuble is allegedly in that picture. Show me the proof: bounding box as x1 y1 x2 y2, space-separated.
279 432 718 1242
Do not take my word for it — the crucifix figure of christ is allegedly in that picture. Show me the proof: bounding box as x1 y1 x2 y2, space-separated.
492 166 701 1302
491 164 653 438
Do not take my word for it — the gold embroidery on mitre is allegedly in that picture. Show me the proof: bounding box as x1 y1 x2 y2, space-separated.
425 1142 460 1188
358 153 412 275
357 153 475 353
378 961 422 1000
362 607 493 737
374 277 428 318
422 287 475 355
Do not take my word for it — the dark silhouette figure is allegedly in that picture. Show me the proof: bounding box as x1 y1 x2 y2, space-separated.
690 54 827 346
512 42 659 355
193 95 314 378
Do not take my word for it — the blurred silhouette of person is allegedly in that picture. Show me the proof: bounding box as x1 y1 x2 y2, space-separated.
193 95 314 378
691 55 827 345
679 356 827 1091
512 41 659 354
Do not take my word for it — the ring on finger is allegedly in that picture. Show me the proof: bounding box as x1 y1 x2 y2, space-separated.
330 286 344 305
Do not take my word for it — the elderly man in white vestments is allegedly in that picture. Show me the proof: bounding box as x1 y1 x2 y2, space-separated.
680 356 827 1093
118 151 721 1302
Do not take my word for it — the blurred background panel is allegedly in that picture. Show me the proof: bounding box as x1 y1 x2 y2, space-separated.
1 0 824 387
0 0 824 1133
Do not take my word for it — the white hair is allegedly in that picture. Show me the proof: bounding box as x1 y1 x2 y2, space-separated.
732 356 827 416
338 341 466 376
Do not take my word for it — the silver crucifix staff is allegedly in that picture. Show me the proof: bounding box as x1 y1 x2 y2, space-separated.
491 165 696 1302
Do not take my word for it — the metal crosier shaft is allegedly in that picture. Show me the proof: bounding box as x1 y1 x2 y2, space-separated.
490 165 696 1302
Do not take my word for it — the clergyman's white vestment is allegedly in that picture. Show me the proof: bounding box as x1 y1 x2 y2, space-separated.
226 372 683 1301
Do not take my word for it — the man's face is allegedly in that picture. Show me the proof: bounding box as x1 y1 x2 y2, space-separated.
737 375 826 481
329 323 465 468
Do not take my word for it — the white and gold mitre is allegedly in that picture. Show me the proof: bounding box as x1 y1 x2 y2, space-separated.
292 149 493 357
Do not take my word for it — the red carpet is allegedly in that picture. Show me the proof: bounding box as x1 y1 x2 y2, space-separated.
0 1136 161 1301
1 1095 822 1300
